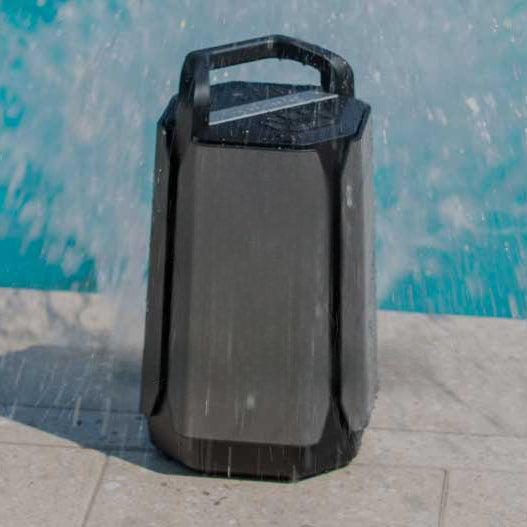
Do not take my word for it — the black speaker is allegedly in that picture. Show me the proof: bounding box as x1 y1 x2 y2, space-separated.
141 35 377 480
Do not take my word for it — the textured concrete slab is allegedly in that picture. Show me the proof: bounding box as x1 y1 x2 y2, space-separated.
444 470 527 527
374 311 527 437
1 288 526 526
357 428 527 472
0 444 106 527
0 344 141 412
3 289 525 434
85 450 445 527
0 405 151 449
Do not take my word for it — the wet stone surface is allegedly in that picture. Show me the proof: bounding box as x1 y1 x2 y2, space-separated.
1 289 526 526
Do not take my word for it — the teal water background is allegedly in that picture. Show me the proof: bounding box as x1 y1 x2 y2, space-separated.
1 0 526 318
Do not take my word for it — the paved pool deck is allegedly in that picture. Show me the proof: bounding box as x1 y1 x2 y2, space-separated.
0 288 526 526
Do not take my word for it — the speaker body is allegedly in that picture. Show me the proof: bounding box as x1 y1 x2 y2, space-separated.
141 36 377 480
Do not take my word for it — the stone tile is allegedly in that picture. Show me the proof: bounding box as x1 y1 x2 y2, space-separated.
0 405 152 449
0 344 141 412
86 450 444 527
445 470 527 527
374 311 527 437
0 444 106 527
357 428 527 472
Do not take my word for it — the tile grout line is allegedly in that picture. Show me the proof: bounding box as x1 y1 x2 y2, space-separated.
0 440 79 449
4 405 527 440
438 469 450 527
0 440 525 476
369 425 527 441
352 461 527 476
81 454 109 527
0 439 155 451
0 441 524 476
2 402 144 416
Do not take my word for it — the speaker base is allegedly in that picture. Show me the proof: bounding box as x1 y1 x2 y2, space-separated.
148 399 363 481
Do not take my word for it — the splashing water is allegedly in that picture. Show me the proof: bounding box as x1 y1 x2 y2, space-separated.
1 0 527 352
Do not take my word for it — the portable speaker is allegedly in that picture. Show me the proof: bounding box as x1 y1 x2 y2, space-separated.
140 34 377 480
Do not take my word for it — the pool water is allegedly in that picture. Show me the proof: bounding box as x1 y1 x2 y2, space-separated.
1 0 526 318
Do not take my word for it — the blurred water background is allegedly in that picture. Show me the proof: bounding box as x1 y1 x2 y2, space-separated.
1 0 526 344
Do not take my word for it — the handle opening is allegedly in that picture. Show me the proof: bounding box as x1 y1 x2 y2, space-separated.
178 35 354 134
